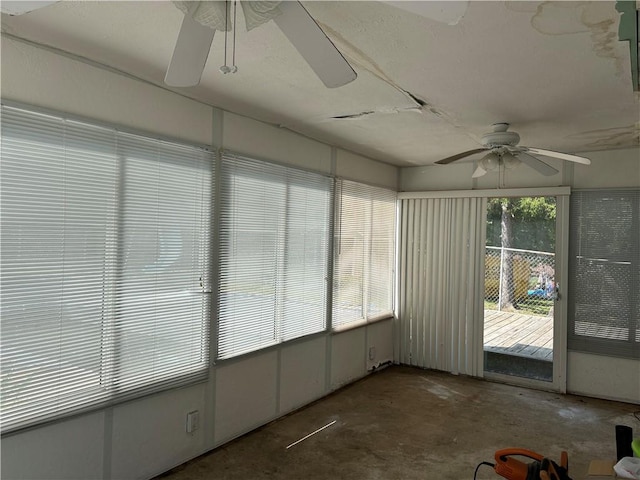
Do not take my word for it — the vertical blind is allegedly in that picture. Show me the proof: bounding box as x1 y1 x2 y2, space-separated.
397 197 487 376
332 180 397 329
217 154 332 359
568 189 640 358
0 105 212 433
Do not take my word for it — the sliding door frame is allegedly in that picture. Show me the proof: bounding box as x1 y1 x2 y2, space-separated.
397 187 569 393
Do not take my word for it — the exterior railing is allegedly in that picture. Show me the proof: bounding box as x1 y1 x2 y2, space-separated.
485 246 555 317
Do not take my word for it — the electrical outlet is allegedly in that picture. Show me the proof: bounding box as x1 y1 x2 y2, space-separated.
186 410 199 434
368 346 376 361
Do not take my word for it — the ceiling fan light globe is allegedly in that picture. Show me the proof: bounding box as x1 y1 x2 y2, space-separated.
502 152 521 169
480 152 500 171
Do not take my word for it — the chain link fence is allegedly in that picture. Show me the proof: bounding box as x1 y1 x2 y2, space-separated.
485 246 555 317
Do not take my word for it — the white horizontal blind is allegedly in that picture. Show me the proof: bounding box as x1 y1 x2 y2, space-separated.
0 105 211 433
114 133 211 394
397 197 486 375
282 179 332 340
333 180 396 329
1 107 118 431
218 154 331 359
369 192 397 317
568 189 640 359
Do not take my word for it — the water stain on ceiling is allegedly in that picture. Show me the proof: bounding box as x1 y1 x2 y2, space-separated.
509 2 624 72
567 123 640 149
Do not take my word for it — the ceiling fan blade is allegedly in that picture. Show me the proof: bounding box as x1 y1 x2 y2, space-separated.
472 165 488 178
0 1 57 15
165 12 216 87
273 1 357 88
435 148 487 165
525 147 591 165
518 153 559 176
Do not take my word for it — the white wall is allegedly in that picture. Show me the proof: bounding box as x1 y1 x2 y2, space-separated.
0 38 212 146
0 37 396 480
222 111 333 173
399 146 640 404
0 413 105 480
336 149 398 190
567 352 640 404
572 147 640 189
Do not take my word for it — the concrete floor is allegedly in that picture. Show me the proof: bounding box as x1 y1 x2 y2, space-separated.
157 366 639 480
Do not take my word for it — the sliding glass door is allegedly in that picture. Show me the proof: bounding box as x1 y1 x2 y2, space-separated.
482 193 569 391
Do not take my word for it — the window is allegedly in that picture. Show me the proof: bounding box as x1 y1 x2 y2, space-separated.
568 189 640 359
333 180 396 329
217 154 332 359
0 105 212 433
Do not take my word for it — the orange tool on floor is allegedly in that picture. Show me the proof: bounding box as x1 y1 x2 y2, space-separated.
493 449 571 480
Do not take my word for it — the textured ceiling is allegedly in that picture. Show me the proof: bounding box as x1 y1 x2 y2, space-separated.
2 1 639 166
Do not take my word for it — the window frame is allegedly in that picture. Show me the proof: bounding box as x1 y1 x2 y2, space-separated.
0 103 213 434
332 179 397 331
567 188 640 359
216 152 333 360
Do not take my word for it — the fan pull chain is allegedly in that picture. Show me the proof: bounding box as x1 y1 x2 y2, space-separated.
231 0 238 72
220 0 238 74
220 0 229 73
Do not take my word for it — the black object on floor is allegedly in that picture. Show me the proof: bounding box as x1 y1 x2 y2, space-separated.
615 425 633 461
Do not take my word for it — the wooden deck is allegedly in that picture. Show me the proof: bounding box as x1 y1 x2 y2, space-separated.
483 310 553 361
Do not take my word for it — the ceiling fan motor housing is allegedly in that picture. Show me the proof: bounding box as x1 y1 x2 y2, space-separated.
481 131 521 148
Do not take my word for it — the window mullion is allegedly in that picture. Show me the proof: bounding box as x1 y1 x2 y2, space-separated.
99 152 124 397
325 178 338 331
363 193 374 320
275 181 290 343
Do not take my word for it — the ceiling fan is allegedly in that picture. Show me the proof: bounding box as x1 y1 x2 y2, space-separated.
165 1 357 88
435 123 591 178
0 0 357 89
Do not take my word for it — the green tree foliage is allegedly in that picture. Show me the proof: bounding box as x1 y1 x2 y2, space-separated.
486 196 556 252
